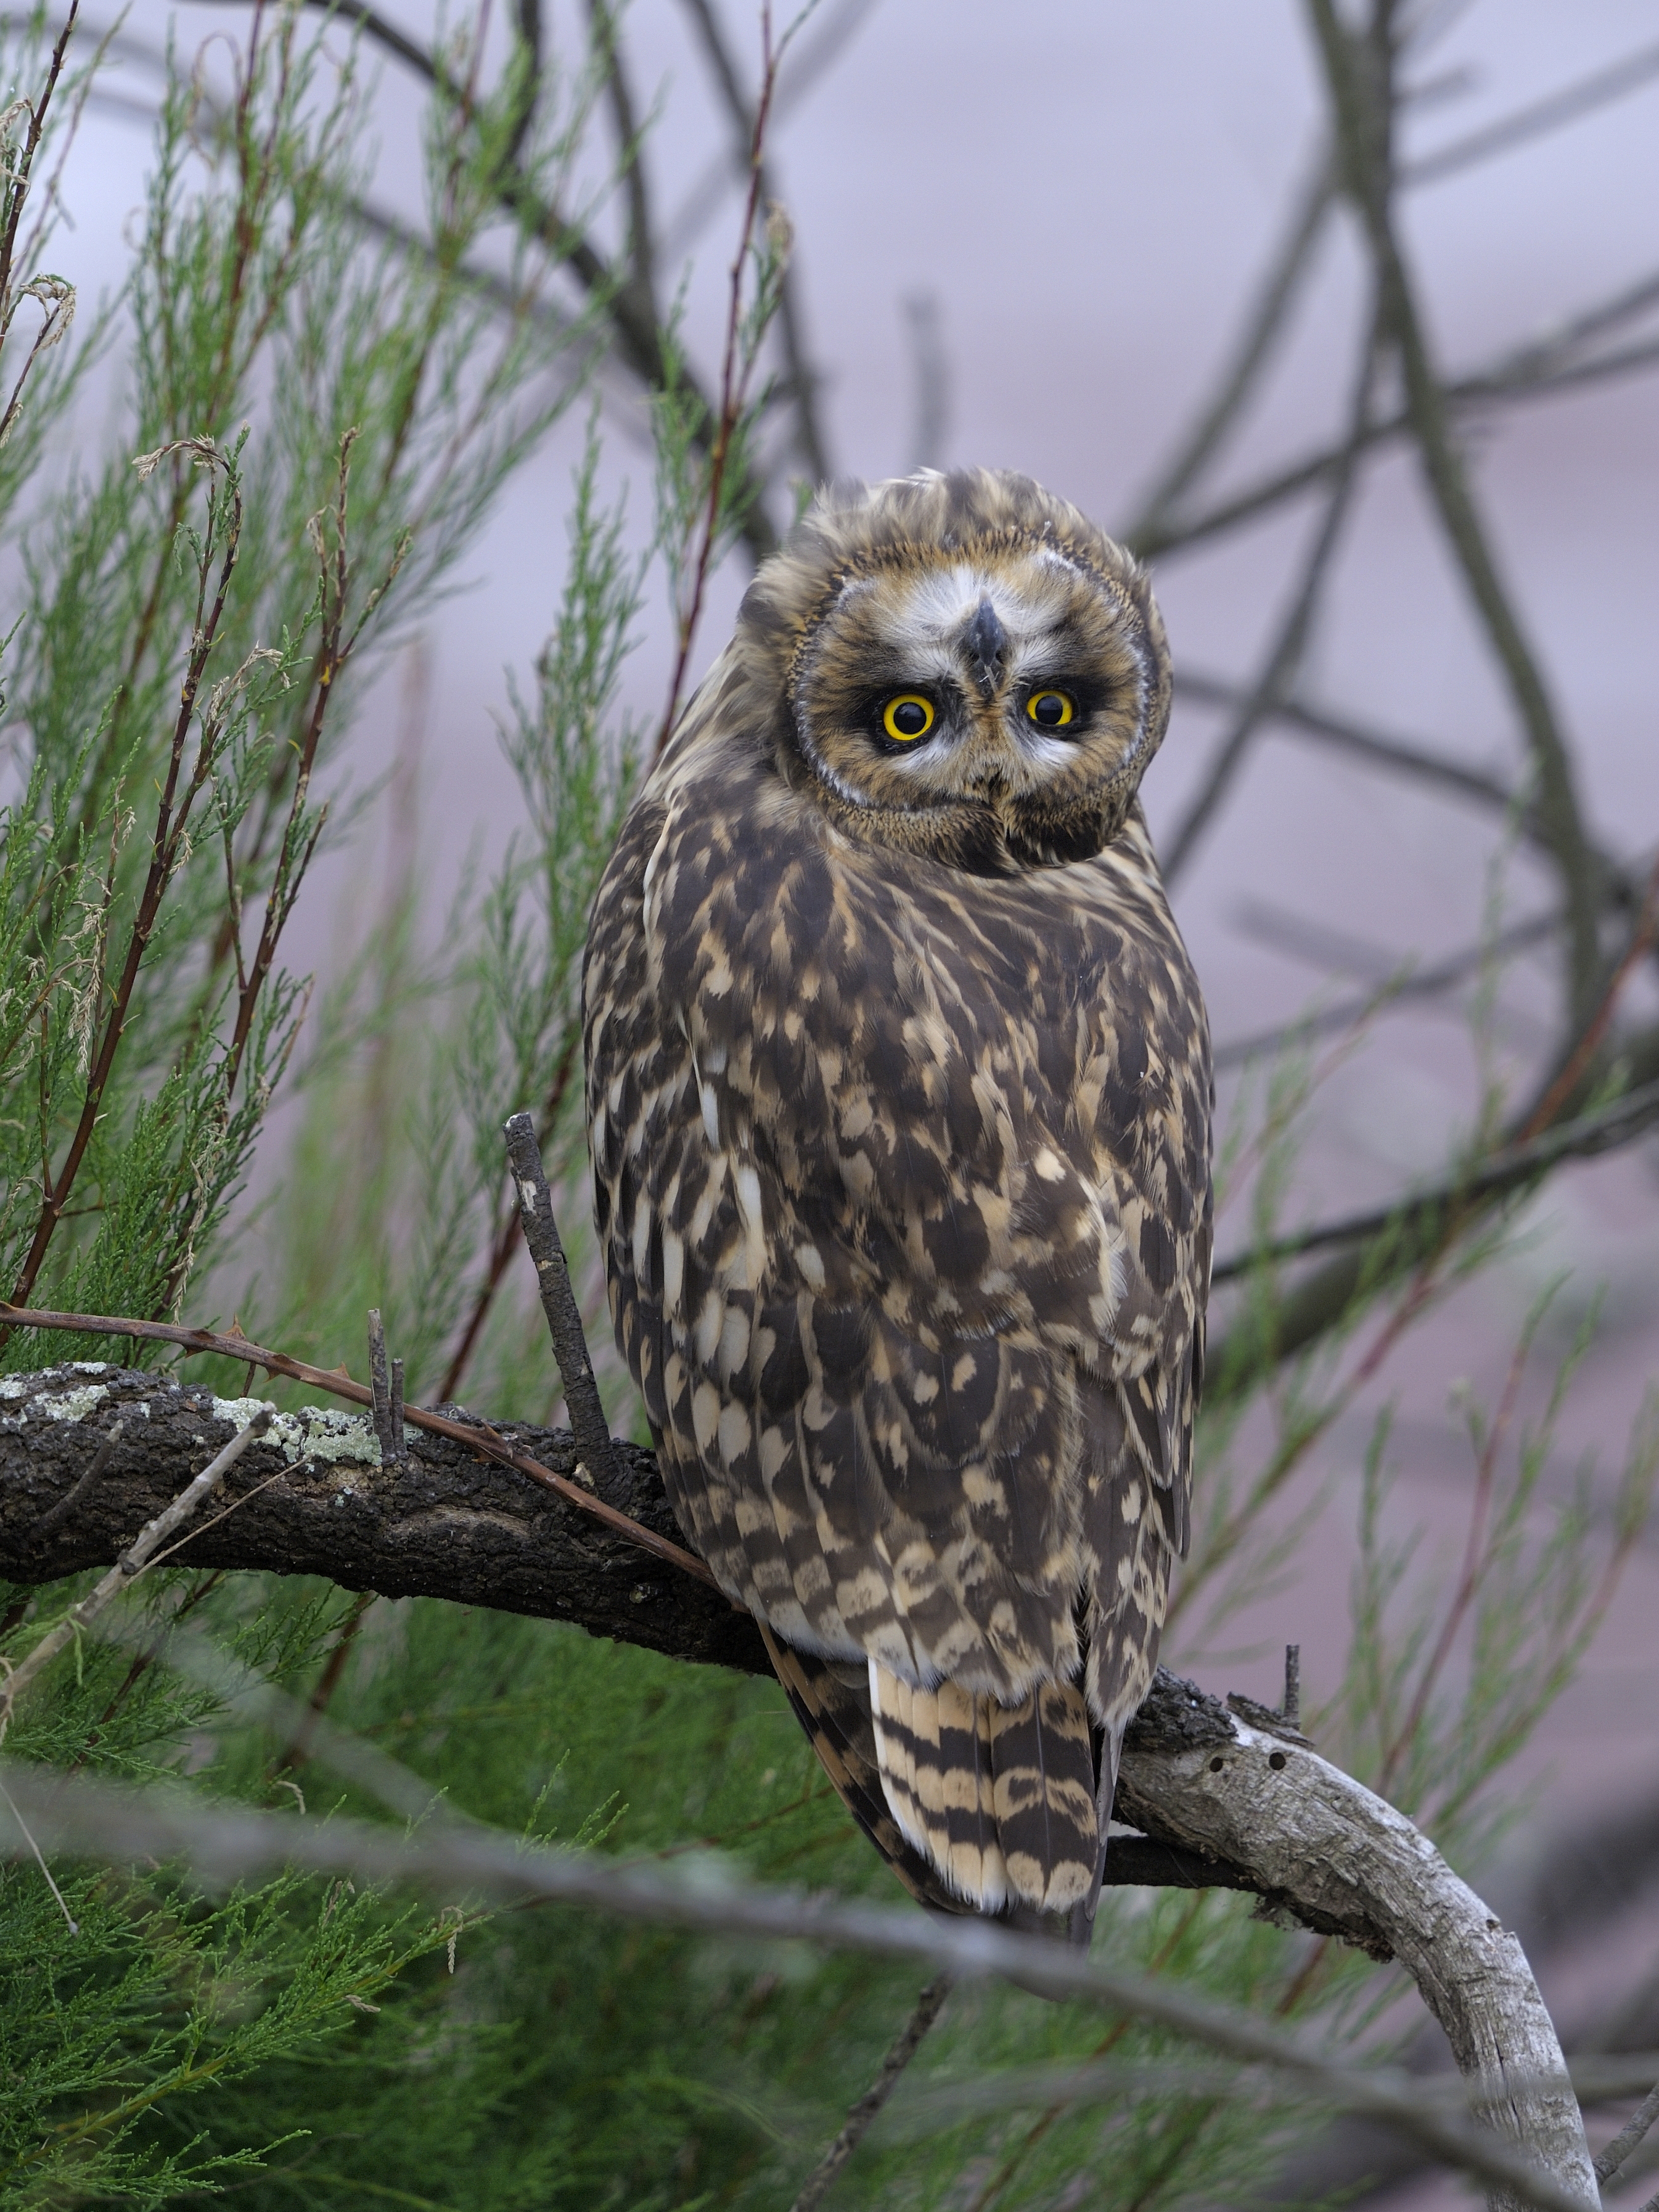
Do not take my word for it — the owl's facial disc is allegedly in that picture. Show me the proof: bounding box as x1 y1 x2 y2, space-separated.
787 542 1165 864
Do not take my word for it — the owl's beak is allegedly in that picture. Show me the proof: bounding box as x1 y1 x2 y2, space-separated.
962 598 1007 698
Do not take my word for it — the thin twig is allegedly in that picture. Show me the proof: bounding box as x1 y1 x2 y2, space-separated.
272 1588 376 1774
1377 1330 1528 1797
654 1 792 759
660 0 877 264
0 1302 718 1585
435 1020 580 1406
789 1974 954 2211
366 1308 403 1465
1404 37 1659 187
0 1761 1598 2212
1594 2078 1659 2186
0 0 81 309
1308 0 1605 1028
1128 149 1332 539
503 1111 622 1493
1 444 245 1331
1282 1645 1301 1730
678 0 830 483
901 289 950 472
1211 1073 1659 1283
0 1774 79 1931
1175 671 1521 821
1161 311 1385 883
389 1358 404 1457
584 0 657 319
25 1418 125 1548
0 1408 272 1734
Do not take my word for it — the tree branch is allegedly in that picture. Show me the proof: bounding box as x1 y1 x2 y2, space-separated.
677 0 830 485
0 1635 1598 2211
1212 1073 1659 1284
0 1364 754 1671
790 1975 954 2212
1161 313 1383 883
1403 37 1659 188
197 0 782 562
1176 671 1520 822
1126 149 1333 544
1134 272 1659 565
1212 903 1562 1075
1308 0 1603 1027
1594 2079 1659 2187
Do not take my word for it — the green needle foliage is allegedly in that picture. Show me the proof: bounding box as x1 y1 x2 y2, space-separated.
0 5 1653 2208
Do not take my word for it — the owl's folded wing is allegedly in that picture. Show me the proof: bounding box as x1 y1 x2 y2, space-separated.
615 795 1166 1703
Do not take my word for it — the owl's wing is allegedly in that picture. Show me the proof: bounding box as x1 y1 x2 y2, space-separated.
592 772 1181 1700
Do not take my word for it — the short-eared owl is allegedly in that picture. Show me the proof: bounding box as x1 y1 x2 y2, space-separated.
584 469 1211 1940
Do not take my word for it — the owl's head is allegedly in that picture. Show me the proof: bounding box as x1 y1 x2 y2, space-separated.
731 469 1171 873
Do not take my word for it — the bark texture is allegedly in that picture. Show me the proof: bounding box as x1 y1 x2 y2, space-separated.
0 1363 1596 2210
1116 1706 1599 2211
0 1363 760 1673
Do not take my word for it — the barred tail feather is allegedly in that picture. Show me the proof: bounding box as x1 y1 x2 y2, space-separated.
866 1663 1098 1914
867 1663 1008 1912
756 1623 965 1914
986 1681 1100 1913
763 1628 1107 1921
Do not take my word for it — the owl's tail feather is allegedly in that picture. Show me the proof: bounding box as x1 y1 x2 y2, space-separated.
1068 1718 1128 1952
866 1665 1009 1913
867 1664 1099 1917
756 1623 967 1915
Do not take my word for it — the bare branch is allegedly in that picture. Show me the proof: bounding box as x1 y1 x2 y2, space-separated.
1211 1072 1659 1284
1136 274 1659 565
901 289 951 473
1126 150 1333 541
1175 670 1520 819
1308 1 1603 1025
1211 905 1560 1073
0 1700 1599 2211
503 1110 625 1494
1404 38 1659 187
678 0 830 485
584 0 657 318
790 1975 954 2211
1161 319 1385 883
1594 2078 1659 2187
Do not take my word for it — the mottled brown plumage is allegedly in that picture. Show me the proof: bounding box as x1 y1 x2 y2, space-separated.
583 469 1211 1938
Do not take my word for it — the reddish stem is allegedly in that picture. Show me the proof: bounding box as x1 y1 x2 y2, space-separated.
652 4 782 763
0 1299 717 1586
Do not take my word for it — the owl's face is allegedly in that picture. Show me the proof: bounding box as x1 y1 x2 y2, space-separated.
727 473 1171 875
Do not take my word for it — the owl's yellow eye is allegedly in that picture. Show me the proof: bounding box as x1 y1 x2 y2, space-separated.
882 694 936 743
1026 690 1076 729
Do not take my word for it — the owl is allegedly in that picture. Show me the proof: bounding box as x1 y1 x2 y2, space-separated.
583 469 1211 1941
